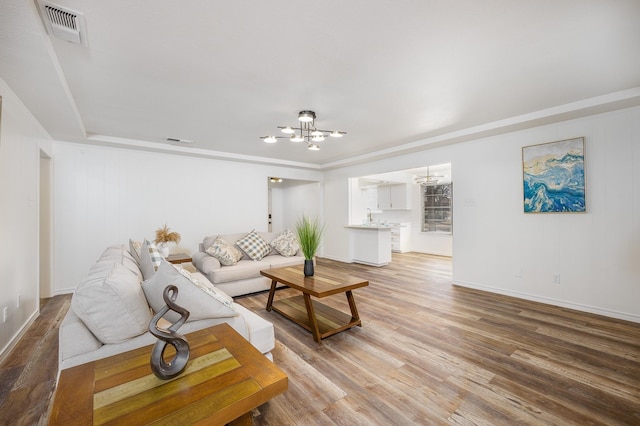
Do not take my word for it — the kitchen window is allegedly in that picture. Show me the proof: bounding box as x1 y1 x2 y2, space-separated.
421 183 452 233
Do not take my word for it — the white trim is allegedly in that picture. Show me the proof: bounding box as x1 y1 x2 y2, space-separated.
86 135 323 170
319 255 354 264
0 310 39 364
453 280 640 324
321 87 640 170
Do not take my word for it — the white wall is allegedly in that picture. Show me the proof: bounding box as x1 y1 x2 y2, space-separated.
324 106 640 322
0 77 53 357
281 181 322 231
52 141 322 293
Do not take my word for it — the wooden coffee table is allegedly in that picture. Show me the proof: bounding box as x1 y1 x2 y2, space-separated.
49 323 287 425
261 265 369 343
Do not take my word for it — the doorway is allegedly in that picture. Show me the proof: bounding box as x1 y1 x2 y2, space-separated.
267 177 321 233
349 163 453 257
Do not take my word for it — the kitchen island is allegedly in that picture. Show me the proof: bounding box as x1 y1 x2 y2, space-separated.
346 225 392 266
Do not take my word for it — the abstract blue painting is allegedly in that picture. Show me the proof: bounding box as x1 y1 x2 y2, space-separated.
522 137 585 213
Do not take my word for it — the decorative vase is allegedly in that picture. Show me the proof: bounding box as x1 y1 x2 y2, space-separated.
158 242 170 258
304 259 314 277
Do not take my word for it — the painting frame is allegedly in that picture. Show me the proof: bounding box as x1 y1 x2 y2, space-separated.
522 137 586 213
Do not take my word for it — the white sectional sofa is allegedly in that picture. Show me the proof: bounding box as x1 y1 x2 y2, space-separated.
192 231 304 298
59 240 276 370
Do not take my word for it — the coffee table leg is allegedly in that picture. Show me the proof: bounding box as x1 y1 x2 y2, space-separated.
303 294 322 343
346 290 361 326
266 280 278 311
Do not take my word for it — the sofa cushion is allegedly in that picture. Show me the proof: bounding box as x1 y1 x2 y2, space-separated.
142 260 238 322
97 246 143 283
139 239 162 280
267 254 305 269
270 228 300 257
71 262 152 345
236 230 271 261
205 236 244 266
207 259 270 284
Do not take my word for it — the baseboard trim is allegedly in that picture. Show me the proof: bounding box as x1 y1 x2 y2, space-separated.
320 255 353 264
453 280 640 324
0 309 40 365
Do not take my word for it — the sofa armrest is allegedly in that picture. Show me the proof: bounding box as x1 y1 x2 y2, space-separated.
59 308 102 364
192 251 221 274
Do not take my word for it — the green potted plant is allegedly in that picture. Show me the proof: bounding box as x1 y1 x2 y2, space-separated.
295 215 325 276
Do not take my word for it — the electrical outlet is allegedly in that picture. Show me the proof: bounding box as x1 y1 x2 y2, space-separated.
3 307 7 323
552 273 561 284
17 294 20 308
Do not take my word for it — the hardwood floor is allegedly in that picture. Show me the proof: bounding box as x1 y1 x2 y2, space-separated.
1 253 639 425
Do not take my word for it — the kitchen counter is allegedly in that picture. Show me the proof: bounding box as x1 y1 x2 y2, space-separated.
345 225 392 266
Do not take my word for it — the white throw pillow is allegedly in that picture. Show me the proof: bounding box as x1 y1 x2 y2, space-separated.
236 230 271 261
139 239 163 280
142 260 237 322
270 228 300 257
129 239 142 265
71 262 152 344
205 236 244 266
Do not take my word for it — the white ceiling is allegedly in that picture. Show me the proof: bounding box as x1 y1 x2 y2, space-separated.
2 0 640 169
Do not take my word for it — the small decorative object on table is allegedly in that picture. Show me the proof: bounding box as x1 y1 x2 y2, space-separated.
149 285 190 379
295 215 325 277
155 223 181 257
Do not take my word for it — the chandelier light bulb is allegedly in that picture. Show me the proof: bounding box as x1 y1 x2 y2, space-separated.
311 130 323 137
311 135 325 142
281 127 294 134
264 136 277 143
290 134 304 142
330 131 343 138
308 144 320 151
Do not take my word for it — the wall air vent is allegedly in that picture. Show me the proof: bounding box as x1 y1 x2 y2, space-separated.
37 1 87 46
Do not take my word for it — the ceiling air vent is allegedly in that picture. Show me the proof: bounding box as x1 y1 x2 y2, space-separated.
37 1 87 46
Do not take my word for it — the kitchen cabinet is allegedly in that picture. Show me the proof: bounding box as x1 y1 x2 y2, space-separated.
346 225 392 266
390 223 411 253
377 184 411 210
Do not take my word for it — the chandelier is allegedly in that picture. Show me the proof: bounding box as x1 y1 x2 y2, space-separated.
413 167 444 186
261 110 346 151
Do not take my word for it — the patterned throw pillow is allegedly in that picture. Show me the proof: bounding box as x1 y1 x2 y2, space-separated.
139 239 163 280
270 228 300 257
236 230 271 261
205 236 244 266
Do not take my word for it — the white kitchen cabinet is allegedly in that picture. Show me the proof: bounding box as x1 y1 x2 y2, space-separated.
377 184 411 210
346 225 392 266
391 223 411 253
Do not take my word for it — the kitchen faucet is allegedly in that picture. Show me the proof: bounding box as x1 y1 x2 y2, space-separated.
367 208 372 224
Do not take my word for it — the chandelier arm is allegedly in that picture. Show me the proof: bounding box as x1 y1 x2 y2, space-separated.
313 129 347 134
262 110 345 148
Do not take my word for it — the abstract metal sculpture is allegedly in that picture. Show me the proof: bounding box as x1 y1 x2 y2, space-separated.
149 285 190 379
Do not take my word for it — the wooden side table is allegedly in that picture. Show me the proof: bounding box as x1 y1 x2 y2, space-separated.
50 323 287 425
165 253 192 264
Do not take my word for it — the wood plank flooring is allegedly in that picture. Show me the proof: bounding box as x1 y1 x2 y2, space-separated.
1 252 639 425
